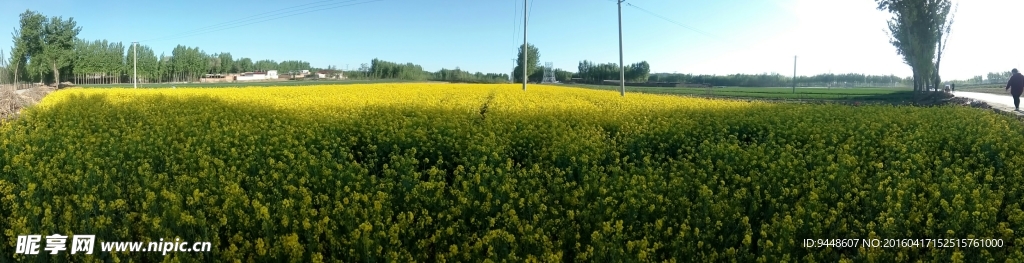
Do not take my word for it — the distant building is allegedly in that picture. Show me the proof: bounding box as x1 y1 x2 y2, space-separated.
200 74 231 83
236 70 278 81
316 70 345 80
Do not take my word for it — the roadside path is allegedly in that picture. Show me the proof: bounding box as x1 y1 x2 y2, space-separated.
953 91 1023 115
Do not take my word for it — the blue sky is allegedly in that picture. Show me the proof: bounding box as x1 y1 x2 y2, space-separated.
0 0 1017 80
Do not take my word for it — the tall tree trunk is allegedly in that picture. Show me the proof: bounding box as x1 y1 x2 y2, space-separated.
916 74 921 92
13 63 19 87
52 61 60 88
934 40 943 87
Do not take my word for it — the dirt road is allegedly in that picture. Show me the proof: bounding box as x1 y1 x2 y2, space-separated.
953 91 1023 114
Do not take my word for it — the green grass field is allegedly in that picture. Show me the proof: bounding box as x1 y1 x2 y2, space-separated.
956 84 1011 95
560 83 917 102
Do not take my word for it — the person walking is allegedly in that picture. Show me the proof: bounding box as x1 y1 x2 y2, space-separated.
1006 68 1024 110
951 82 955 92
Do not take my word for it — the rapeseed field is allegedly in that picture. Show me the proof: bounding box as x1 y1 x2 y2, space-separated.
1 83 1022 262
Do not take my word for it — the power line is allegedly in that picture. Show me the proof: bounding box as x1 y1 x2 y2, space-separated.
528 0 535 20
511 0 521 61
140 0 383 43
618 0 625 96
625 2 724 41
141 0 362 42
523 0 528 90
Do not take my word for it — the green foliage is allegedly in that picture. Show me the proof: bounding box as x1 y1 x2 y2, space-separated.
253 59 277 71
575 60 643 83
277 60 311 74
343 64 372 80
167 45 208 82
554 68 573 82
529 66 544 83
577 60 616 83
625 61 650 82
207 53 221 74
512 43 540 83
876 0 953 91
369 58 429 80
431 67 509 83
576 60 650 84
235 58 253 73
123 43 158 83
39 15 81 84
8 10 47 83
649 72 911 87
986 71 1013 83
218 52 234 74
73 39 125 78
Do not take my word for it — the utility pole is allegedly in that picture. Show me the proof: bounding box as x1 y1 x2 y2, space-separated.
792 55 796 93
618 0 626 96
133 42 138 88
522 0 528 91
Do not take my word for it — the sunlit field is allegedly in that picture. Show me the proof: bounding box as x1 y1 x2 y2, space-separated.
1 83 1022 261
562 83 916 102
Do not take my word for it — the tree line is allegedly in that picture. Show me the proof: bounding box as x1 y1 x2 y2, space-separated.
432 67 510 84
575 60 651 83
362 58 510 84
647 72 912 87
4 10 321 85
511 43 648 84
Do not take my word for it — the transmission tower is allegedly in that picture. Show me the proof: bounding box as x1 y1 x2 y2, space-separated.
542 62 557 83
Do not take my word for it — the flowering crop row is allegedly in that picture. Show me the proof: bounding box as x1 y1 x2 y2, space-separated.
0 83 1023 262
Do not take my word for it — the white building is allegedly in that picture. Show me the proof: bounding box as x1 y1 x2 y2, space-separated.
236 70 278 81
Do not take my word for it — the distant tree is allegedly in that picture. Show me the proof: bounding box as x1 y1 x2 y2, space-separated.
207 53 221 74
876 0 953 92
79 40 128 82
218 52 233 73
577 60 625 83
254 59 277 71
40 15 81 85
278 60 310 74
370 58 427 80
9 10 47 84
626 61 650 82
529 66 544 83
932 3 956 88
124 43 158 83
512 43 540 84
554 68 573 82
236 58 253 73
